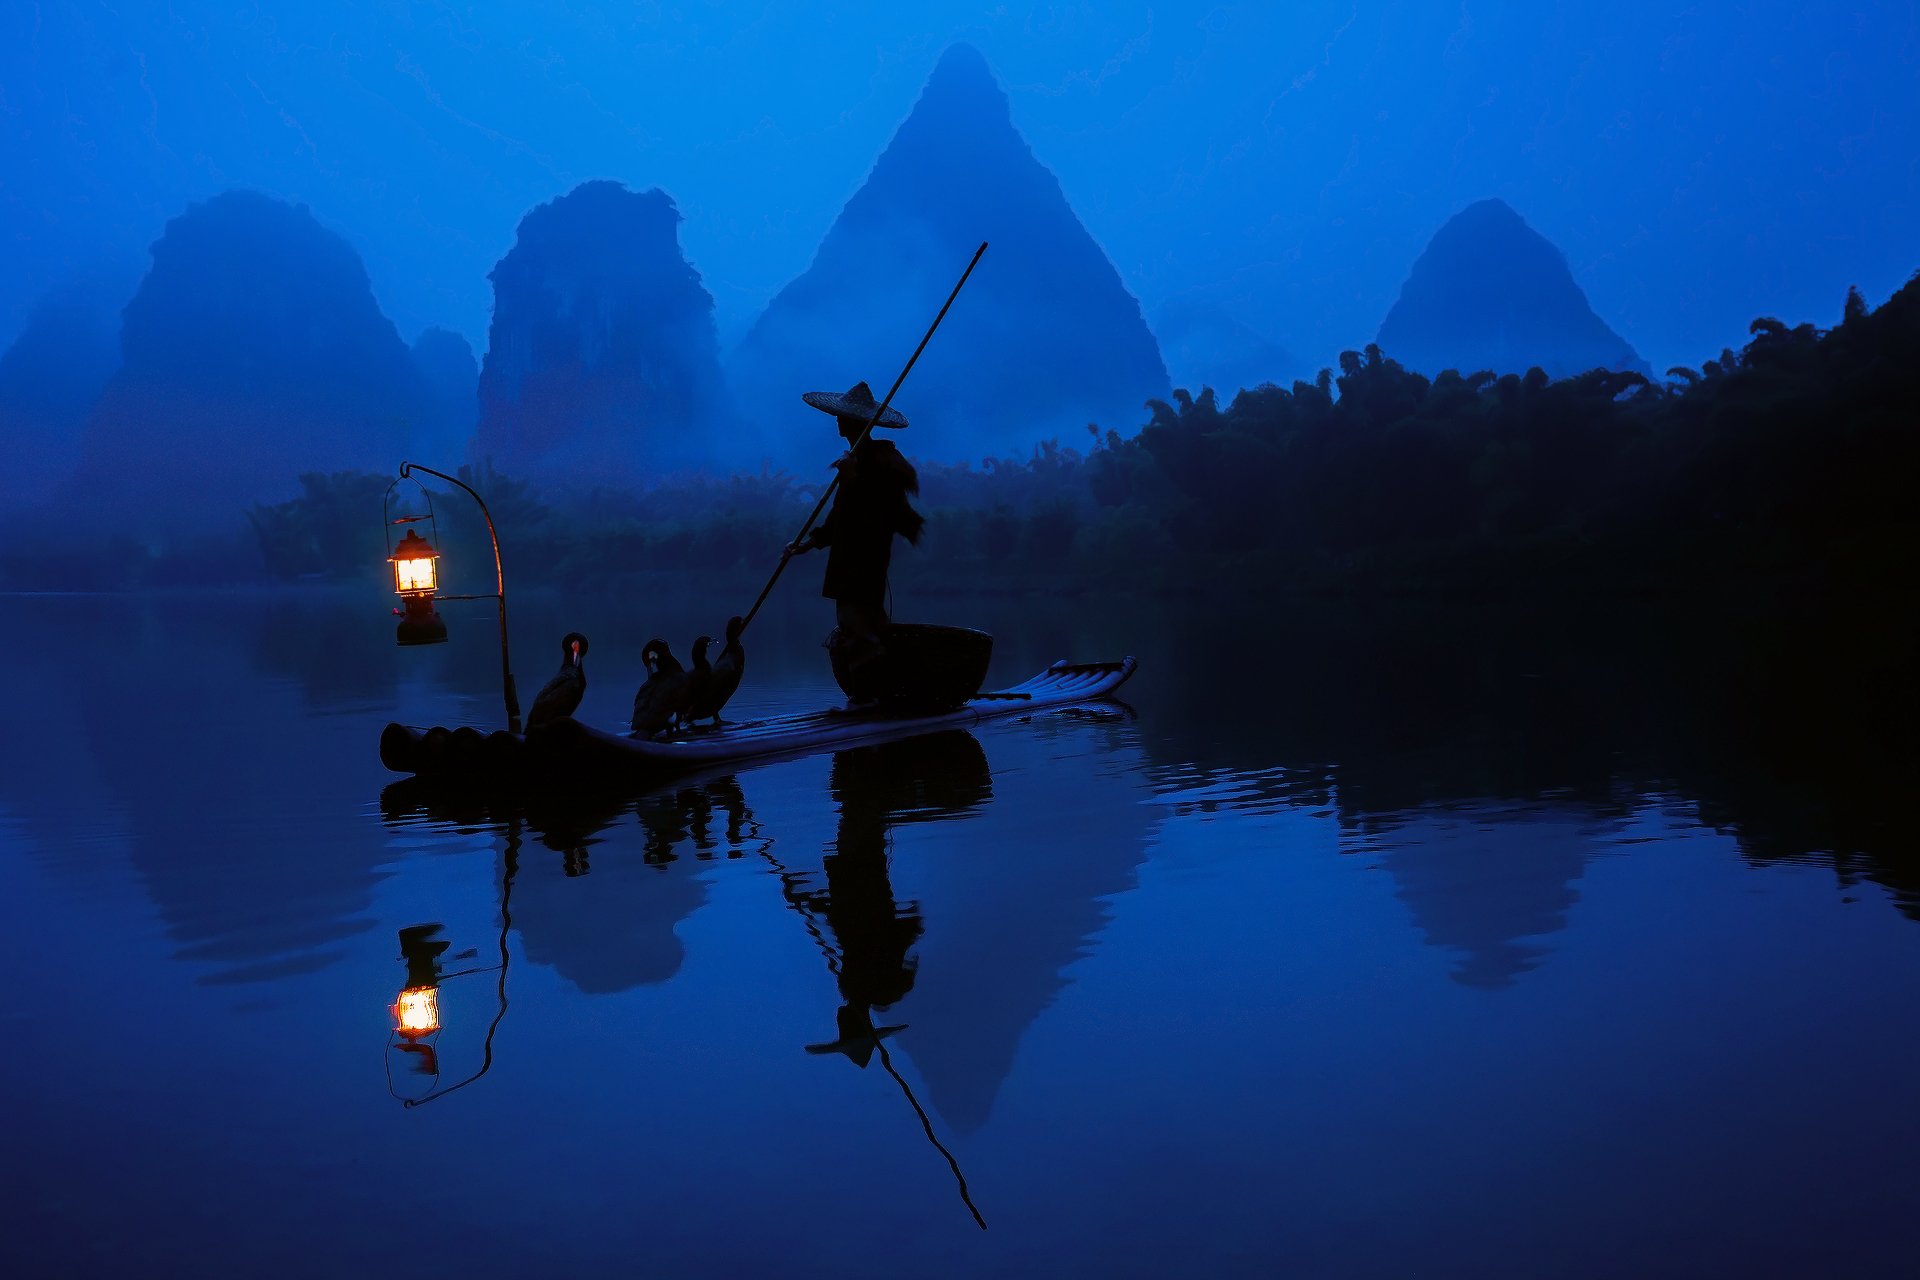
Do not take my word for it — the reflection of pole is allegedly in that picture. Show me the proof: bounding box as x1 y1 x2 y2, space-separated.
400 461 523 733
759 842 987 1231
873 1036 986 1230
400 821 520 1109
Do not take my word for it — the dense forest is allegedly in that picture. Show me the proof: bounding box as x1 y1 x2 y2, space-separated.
1070 273 1917 594
4 274 1913 598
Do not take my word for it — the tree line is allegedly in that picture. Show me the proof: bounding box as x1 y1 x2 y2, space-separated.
4 275 1909 596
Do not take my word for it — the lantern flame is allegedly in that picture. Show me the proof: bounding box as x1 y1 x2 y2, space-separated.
393 986 441 1037
393 556 437 594
389 527 440 597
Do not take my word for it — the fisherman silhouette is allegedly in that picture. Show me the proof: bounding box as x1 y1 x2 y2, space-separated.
785 381 925 696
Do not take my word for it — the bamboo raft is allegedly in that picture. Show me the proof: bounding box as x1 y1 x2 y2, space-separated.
380 657 1136 787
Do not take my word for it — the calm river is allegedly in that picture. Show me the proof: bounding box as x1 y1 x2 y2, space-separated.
1 585 1914 1277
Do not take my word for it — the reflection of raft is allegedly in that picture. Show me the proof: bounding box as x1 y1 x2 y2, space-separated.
380 658 1136 785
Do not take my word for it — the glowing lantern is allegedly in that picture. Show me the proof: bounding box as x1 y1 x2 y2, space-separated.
390 527 439 596
388 526 448 646
393 985 441 1037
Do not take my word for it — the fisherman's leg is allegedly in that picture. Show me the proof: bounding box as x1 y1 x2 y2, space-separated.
835 598 888 647
832 597 890 707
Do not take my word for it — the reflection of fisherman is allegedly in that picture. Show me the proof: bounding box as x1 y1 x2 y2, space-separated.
785 381 925 681
792 734 994 1230
801 743 927 1066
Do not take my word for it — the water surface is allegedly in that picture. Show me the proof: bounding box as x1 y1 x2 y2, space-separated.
1 586 1914 1277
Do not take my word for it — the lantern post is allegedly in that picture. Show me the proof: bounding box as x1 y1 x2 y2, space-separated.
383 462 523 734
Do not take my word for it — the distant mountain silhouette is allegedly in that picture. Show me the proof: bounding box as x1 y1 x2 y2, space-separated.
472 181 728 482
1377 199 1647 379
1150 297 1299 399
67 190 426 532
408 326 479 467
729 43 1168 468
0 271 129 512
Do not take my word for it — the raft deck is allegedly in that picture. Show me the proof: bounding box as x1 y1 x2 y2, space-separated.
381 657 1136 786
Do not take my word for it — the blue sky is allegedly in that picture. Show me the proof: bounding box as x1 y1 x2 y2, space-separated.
4 1 1915 374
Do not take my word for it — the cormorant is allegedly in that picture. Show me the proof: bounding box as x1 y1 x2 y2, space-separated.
527 632 589 728
679 636 715 730
630 638 690 738
687 617 746 725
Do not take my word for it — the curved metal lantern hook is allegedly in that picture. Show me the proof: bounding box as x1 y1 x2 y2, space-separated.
389 461 523 734
383 473 441 560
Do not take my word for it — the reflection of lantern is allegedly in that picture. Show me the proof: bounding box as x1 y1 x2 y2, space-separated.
388 527 448 647
380 842 521 1109
390 527 439 596
393 985 441 1037
391 923 449 1040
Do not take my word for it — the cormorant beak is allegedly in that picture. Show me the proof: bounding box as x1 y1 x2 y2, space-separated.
570 641 581 663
